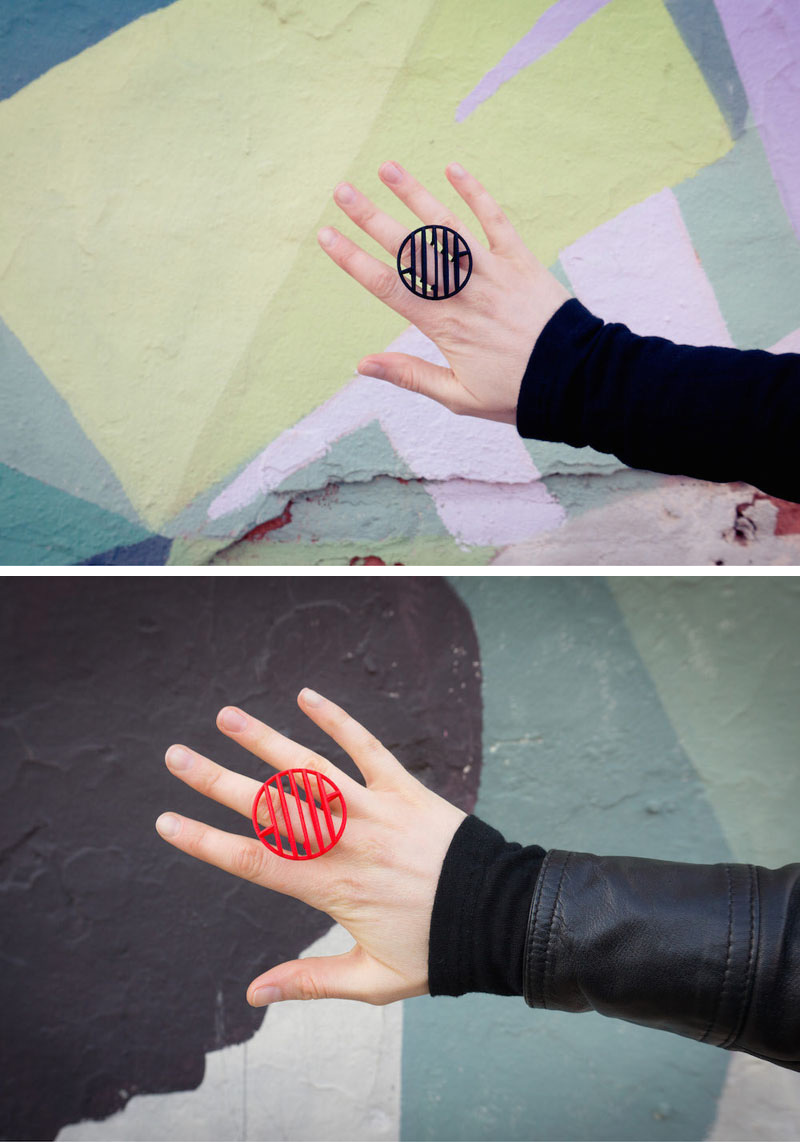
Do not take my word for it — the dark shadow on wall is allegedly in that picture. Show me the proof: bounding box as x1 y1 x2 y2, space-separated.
0 578 483 1141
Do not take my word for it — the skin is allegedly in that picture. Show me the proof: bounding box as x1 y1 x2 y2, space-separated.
156 688 466 1006
318 159 570 424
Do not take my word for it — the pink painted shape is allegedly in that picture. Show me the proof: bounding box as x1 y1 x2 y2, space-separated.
456 0 612 121
715 0 800 241
769 328 800 355
426 479 564 547
209 324 539 520
560 187 734 345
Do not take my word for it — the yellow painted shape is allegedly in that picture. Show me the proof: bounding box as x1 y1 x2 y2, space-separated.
0 0 433 527
1 0 730 526
180 0 731 515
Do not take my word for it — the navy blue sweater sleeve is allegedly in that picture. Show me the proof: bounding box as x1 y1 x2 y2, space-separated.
516 299 800 504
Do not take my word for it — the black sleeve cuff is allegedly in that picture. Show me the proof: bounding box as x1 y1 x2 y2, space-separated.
428 814 546 998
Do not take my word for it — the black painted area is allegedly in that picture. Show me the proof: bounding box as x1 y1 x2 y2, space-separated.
0 578 482 1141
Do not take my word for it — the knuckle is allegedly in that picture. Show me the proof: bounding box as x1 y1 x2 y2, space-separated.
373 267 398 302
233 842 265 882
296 973 326 1002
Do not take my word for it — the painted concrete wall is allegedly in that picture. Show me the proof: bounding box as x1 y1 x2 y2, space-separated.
2 0 799 566
3 576 800 1140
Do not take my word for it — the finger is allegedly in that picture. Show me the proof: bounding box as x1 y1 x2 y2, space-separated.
445 162 525 259
297 689 409 791
248 946 413 1006
357 353 466 413
333 181 437 288
164 745 328 846
154 811 310 896
317 226 430 325
377 160 487 272
216 706 367 808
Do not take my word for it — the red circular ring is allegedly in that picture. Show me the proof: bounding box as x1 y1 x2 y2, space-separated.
252 768 346 860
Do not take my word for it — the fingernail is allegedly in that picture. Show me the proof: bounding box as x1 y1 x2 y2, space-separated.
166 746 192 770
381 161 403 184
318 227 337 247
449 162 466 178
220 707 248 732
156 813 180 838
334 183 356 205
302 688 323 707
359 361 386 379
252 985 282 1007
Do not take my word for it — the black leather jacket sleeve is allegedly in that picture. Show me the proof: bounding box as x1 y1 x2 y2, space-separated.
428 816 800 1071
524 848 800 1071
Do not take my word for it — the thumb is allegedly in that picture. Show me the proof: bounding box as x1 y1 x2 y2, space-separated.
248 946 403 1007
358 353 462 412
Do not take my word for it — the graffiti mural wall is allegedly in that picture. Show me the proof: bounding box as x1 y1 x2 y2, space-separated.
2 576 799 1140
2 0 799 566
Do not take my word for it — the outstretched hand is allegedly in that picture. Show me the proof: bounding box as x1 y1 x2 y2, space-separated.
319 160 570 424
156 689 466 1007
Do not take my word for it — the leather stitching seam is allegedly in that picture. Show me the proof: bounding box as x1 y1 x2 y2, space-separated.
524 848 553 1007
721 864 757 1050
542 852 570 1011
701 863 733 1044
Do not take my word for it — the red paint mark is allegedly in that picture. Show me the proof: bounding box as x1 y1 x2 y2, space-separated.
757 494 800 536
348 556 405 566
243 502 293 542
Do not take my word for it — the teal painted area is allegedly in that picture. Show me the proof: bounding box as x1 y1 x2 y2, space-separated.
278 421 414 493
548 258 573 295
524 436 624 478
675 127 800 348
543 469 666 517
0 463 152 564
611 577 800 867
402 578 730 1142
0 316 140 523
266 476 448 544
664 0 748 139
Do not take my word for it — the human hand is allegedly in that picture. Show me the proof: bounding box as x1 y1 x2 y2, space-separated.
156 689 467 1007
319 160 570 424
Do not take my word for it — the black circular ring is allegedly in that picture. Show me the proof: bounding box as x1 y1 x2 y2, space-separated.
397 225 472 300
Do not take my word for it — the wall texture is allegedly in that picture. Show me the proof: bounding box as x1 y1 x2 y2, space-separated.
3 576 800 1140
1 0 799 566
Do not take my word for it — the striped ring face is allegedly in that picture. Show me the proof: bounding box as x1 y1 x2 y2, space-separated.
252 768 347 860
396 225 472 300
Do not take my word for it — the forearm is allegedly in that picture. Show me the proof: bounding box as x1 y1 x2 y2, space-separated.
516 299 800 503
429 816 800 1072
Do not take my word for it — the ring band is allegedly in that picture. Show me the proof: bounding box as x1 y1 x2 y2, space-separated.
397 225 472 299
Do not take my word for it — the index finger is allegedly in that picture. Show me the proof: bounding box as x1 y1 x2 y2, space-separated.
317 225 431 325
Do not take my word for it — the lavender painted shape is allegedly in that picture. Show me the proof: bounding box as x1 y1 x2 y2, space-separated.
426 479 564 547
715 0 800 241
456 0 612 121
560 187 733 346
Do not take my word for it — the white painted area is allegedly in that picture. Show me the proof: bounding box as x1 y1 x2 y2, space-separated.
494 478 800 565
707 1053 800 1141
58 925 402 1142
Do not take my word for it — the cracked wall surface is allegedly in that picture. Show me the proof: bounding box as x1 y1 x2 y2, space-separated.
1 0 799 565
3 577 800 1140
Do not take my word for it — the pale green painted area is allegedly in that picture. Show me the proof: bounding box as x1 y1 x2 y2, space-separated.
402 578 730 1142
525 436 629 478
167 536 226 566
675 126 800 348
277 421 414 493
611 577 800 867
0 316 140 524
210 535 496 566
